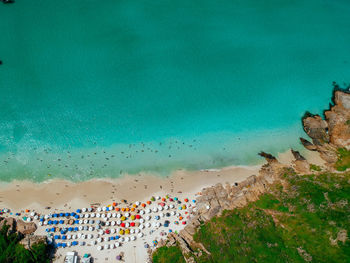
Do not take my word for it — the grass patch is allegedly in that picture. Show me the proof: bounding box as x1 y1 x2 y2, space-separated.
152 244 186 263
335 148 350 171
310 164 322 171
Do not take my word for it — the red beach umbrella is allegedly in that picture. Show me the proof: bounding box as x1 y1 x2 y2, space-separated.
136 215 141 219
121 223 126 228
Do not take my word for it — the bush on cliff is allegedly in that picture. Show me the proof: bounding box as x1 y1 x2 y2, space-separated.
0 224 50 263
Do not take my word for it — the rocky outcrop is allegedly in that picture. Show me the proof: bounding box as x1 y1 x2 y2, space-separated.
0 217 39 240
16 219 37 235
291 149 311 174
300 87 350 168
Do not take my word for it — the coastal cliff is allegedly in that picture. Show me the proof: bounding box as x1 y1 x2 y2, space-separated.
152 87 350 263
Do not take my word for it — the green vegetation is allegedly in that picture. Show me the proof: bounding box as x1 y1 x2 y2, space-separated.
154 170 350 263
309 163 322 172
0 224 50 263
152 244 186 263
335 148 350 171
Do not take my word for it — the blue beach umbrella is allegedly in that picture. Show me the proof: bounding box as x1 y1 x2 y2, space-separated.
115 236 120 240
45 228 50 232
62 235 67 240
54 220 58 225
70 212 75 216
54 235 60 239
59 213 64 217
40 218 44 222
53 214 58 218
62 243 67 248
59 220 64 224
68 227 73 232
74 215 79 219
110 236 115 240
51 227 55 232
76 209 81 213
65 213 69 217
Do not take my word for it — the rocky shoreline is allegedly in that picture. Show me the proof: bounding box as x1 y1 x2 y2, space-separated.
152 87 350 262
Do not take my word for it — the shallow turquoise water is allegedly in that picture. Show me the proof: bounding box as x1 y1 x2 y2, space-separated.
0 0 350 182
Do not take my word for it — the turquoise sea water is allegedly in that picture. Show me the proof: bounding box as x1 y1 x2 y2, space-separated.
0 0 350 182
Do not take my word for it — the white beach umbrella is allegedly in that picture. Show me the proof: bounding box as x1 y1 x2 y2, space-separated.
140 219 145 223
125 236 130 242
106 237 110 241
105 221 110 226
43 221 47 226
164 205 169 210
97 245 102 250
146 222 151 228
97 207 102 212
158 206 163 211
67 235 71 240
26 218 31 222
138 232 143 238
112 213 117 218
111 228 115 234
39 222 43 226
84 219 88 224
111 221 116 226
146 215 151 221
117 220 121 225
80 241 85 246
79 220 83 224
130 229 135 234
107 213 112 218
89 226 94 231
96 213 101 218
136 201 140 206
152 207 158 212
88 207 92 212
67 242 71 247
101 214 106 218
131 236 136 241
81 234 86 239
104 244 109 249
84 226 88 231
119 237 124 242
170 204 174 209
160 213 165 218
135 228 140 233
156 222 161 228
171 211 175 216
152 222 157 228
139 224 144 229
34 215 39 220
99 230 104 235
84 214 89 218
82 208 87 213
117 213 121 218
90 240 96 246
30 212 35 217
125 222 130 227
78 233 82 239
103 217 108 222
44 215 49 219
102 207 107 212
146 208 151 214
156 196 160 200
125 212 130 217
72 234 77 239
97 237 102 243
78 226 83 231
140 210 145 215
91 213 95 218
206 205 210 210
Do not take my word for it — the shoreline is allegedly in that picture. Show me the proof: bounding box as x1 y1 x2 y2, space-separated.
0 149 324 213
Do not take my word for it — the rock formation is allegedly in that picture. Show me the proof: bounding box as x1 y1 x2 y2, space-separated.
300 87 350 168
291 149 310 174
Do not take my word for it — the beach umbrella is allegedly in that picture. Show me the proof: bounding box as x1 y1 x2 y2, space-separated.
130 222 135 227
125 212 130 217
156 196 160 200
104 244 109 249
51 227 56 232
116 220 121 225
72 234 77 239
84 214 89 218
141 203 146 208
70 212 75 217
107 213 111 218
139 224 144 229
170 204 174 209
59 220 64 224
152 207 158 212
182 221 186 225
115 235 120 240
97 245 102 251
120 222 125 228
73 241 78 246
136 214 141 219
82 208 87 213
74 227 78 231
115 207 120 211
117 213 121 218
119 229 124 235
89 226 94 231
125 229 130 235
146 215 151 220
144 243 149 248
76 209 81 213
78 226 83 231
136 201 140 206
110 229 115 234
91 213 95 218
106 207 110 211
38 222 43 226
112 213 116 218
68 227 73 231
74 214 79 219
77 233 82 239
87 234 92 239
146 222 151 228
130 228 135 234
97 237 102 243
164 205 169 210
65 213 69 217
125 222 130 227
125 236 130 242
101 214 106 218
88 207 92 212
79 241 85 246
54 235 60 240
67 235 71 240
121 216 126 221
155 216 160 220
111 221 116 226
140 210 145 215
171 211 175 216
96 213 101 218
83 219 88 224
115 242 120 247
62 235 67 240
60 213 65 217
131 236 136 241
160 213 165 217
147 201 151 205
102 207 107 211
130 215 135 220
105 221 110 226
97 207 101 212
90 240 96 246
82 234 87 239
151 196 155 201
